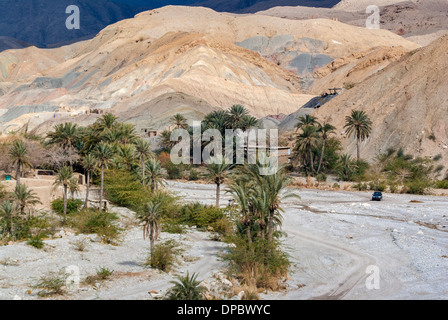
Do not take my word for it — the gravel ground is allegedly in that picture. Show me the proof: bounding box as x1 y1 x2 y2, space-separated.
1 181 447 300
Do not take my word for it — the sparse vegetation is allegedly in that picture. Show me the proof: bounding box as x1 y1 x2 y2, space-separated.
165 272 204 300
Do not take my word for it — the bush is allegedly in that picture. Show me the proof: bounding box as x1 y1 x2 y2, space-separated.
178 202 226 230
51 198 83 215
85 266 114 284
103 169 150 209
69 209 121 244
166 162 184 180
315 173 327 182
435 180 448 189
406 180 431 195
27 234 45 249
147 239 182 272
165 272 204 300
224 237 290 291
34 271 68 297
353 183 368 191
189 169 199 181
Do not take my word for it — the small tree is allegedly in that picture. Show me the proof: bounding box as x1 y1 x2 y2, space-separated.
204 159 232 207
93 142 115 210
53 166 73 221
81 154 98 209
344 110 372 162
12 184 41 217
165 272 204 300
138 200 162 259
9 140 32 186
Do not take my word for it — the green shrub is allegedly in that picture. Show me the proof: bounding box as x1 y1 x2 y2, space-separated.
51 198 83 215
434 180 448 189
406 180 431 195
189 169 199 181
163 220 186 234
27 234 45 249
223 236 290 291
166 162 184 180
315 173 327 182
179 202 226 230
353 183 368 191
69 209 121 244
34 271 68 297
165 272 204 300
147 239 182 272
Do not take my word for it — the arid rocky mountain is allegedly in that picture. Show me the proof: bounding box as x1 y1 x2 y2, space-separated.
257 0 448 46
0 6 419 135
310 34 448 170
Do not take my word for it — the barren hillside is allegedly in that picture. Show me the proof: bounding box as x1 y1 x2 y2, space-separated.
0 6 420 133
311 34 448 170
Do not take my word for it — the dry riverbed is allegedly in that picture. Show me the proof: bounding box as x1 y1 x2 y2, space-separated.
1 181 447 300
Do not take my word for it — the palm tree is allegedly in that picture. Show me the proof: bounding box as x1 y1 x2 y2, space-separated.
170 113 188 130
9 140 32 186
12 184 42 217
145 158 165 191
93 141 115 210
204 159 232 207
227 180 254 245
225 105 249 129
344 110 373 162
240 161 298 244
295 125 319 175
337 154 358 181
203 110 228 132
316 122 336 174
135 139 152 187
95 113 118 132
69 177 80 200
53 166 73 221
46 122 79 149
138 200 162 258
81 154 97 209
295 114 317 131
117 144 136 171
166 272 204 300
0 201 18 239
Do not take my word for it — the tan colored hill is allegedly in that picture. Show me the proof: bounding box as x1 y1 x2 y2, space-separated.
311 34 448 169
257 1 448 46
0 6 420 133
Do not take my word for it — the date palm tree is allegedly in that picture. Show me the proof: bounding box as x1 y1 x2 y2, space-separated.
135 139 152 187
166 272 204 300
295 114 317 131
13 184 42 217
344 110 372 162
227 180 254 245
117 144 136 171
138 200 162 259
316 122 336 174
69 177 80 200
93 142 115 210
170 113 188 130
53 166 73 221
81 154 97 209
46 122 79 149
295 125 319 175
225 104 249 129
145 158 165 191
0 201 17 239
9 140 32 187
204 159 232 207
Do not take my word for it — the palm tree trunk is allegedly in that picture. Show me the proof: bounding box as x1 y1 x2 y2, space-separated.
149 224 155 263
246 220 252 245
216 183 220 208
357 136 361 162
63 185 68 224
309 145 314 174
141 156 145 187
84 171 90 209
317 139 326 174
268 209 275 244
100 164 104 211
15 163 21 186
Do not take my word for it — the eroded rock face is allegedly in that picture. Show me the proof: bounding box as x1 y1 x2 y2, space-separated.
0 6 419 134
